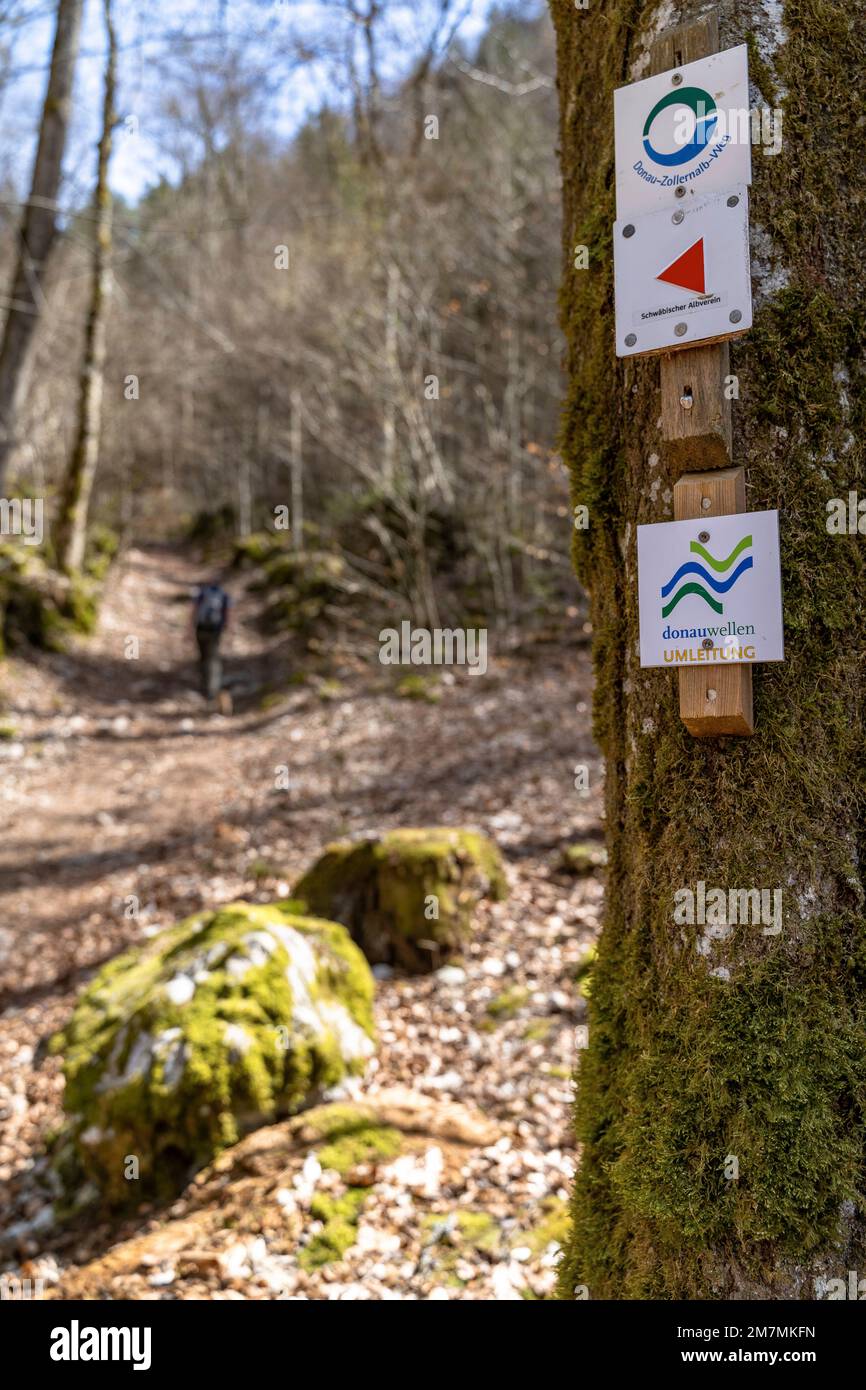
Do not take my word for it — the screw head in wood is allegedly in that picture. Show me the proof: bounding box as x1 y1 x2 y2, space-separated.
625 333 637 347
698 530 710 542
674 322 687 336
680 393 693 409
700 498 711 511
706 687 718 700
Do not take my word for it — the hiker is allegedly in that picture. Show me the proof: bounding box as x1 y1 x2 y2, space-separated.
192 580 230 703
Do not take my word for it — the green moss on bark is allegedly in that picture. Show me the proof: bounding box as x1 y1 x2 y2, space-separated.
549 0 866 1298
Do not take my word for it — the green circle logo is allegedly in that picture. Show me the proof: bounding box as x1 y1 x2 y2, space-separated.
643 87 718 167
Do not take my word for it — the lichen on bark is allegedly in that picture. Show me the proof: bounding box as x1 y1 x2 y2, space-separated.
549 0 866 1298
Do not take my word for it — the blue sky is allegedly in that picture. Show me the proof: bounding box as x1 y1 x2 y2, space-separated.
0 0 512 205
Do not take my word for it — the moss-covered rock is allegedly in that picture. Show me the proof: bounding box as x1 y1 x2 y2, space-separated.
486 986 530 1021
558 841 607 876
255 549 354 637
50 901 376 1205
0 542 103 654
233 530 284 568
301 1187 368 1269
395 673 441 703
290 1099 404 1182
83 524 120 582
293 827 508 972
519 1197 570 1260
421 1209 504 1285
0 509 115 652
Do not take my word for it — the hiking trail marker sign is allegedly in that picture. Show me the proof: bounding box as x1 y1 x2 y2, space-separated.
620 17 769 738
612 40 753 359
636 508 783 670
614 43 752 218
614 185 752 357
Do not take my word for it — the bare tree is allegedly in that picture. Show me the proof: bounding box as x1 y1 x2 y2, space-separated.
55 0 117 573
290 388 304 551
0 0 83 493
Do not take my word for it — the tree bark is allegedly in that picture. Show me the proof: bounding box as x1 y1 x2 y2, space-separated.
55 0 117 575
0 0 84 493
550 0 866 1299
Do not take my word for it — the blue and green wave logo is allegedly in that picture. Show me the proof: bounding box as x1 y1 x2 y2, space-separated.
643 86 718 167
661 534 752 618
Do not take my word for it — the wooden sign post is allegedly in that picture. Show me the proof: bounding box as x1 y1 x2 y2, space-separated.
673 467 753 735
646 16 754 736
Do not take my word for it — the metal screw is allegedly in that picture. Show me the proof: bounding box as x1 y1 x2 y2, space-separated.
623 224 635 238
706 687 718 700
672 72 683 86
672 210 684 225
730 309 742 324
625 333 637 347
675 186 686 199
698 530 710 542
727 195 739 207
680 392 693 410
674 322 688 336
702 638 714 650
700 498 711 511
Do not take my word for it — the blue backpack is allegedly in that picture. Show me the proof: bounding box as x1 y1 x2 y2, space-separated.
195 584 227 631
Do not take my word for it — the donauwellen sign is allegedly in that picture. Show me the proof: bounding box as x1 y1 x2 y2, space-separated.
637 510 784 669
614 44 752 218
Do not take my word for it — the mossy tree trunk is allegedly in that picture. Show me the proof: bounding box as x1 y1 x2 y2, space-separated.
55 0 117 575
550 0 866 1298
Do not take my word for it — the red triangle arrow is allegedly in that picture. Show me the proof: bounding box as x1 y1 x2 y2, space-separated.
656 238 706 295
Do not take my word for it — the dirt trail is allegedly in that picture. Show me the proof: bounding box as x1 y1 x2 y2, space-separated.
0 547 288 998
0 545 603 1299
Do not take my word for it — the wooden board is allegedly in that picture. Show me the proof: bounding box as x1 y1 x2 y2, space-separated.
647 12 719 71
673 467 754 736
660 341 732 471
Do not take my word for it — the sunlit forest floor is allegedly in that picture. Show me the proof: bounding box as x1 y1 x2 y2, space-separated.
0 547 603 1299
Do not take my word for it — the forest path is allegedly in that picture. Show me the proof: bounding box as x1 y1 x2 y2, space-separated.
0 546 291 1002
0 544 603 1299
